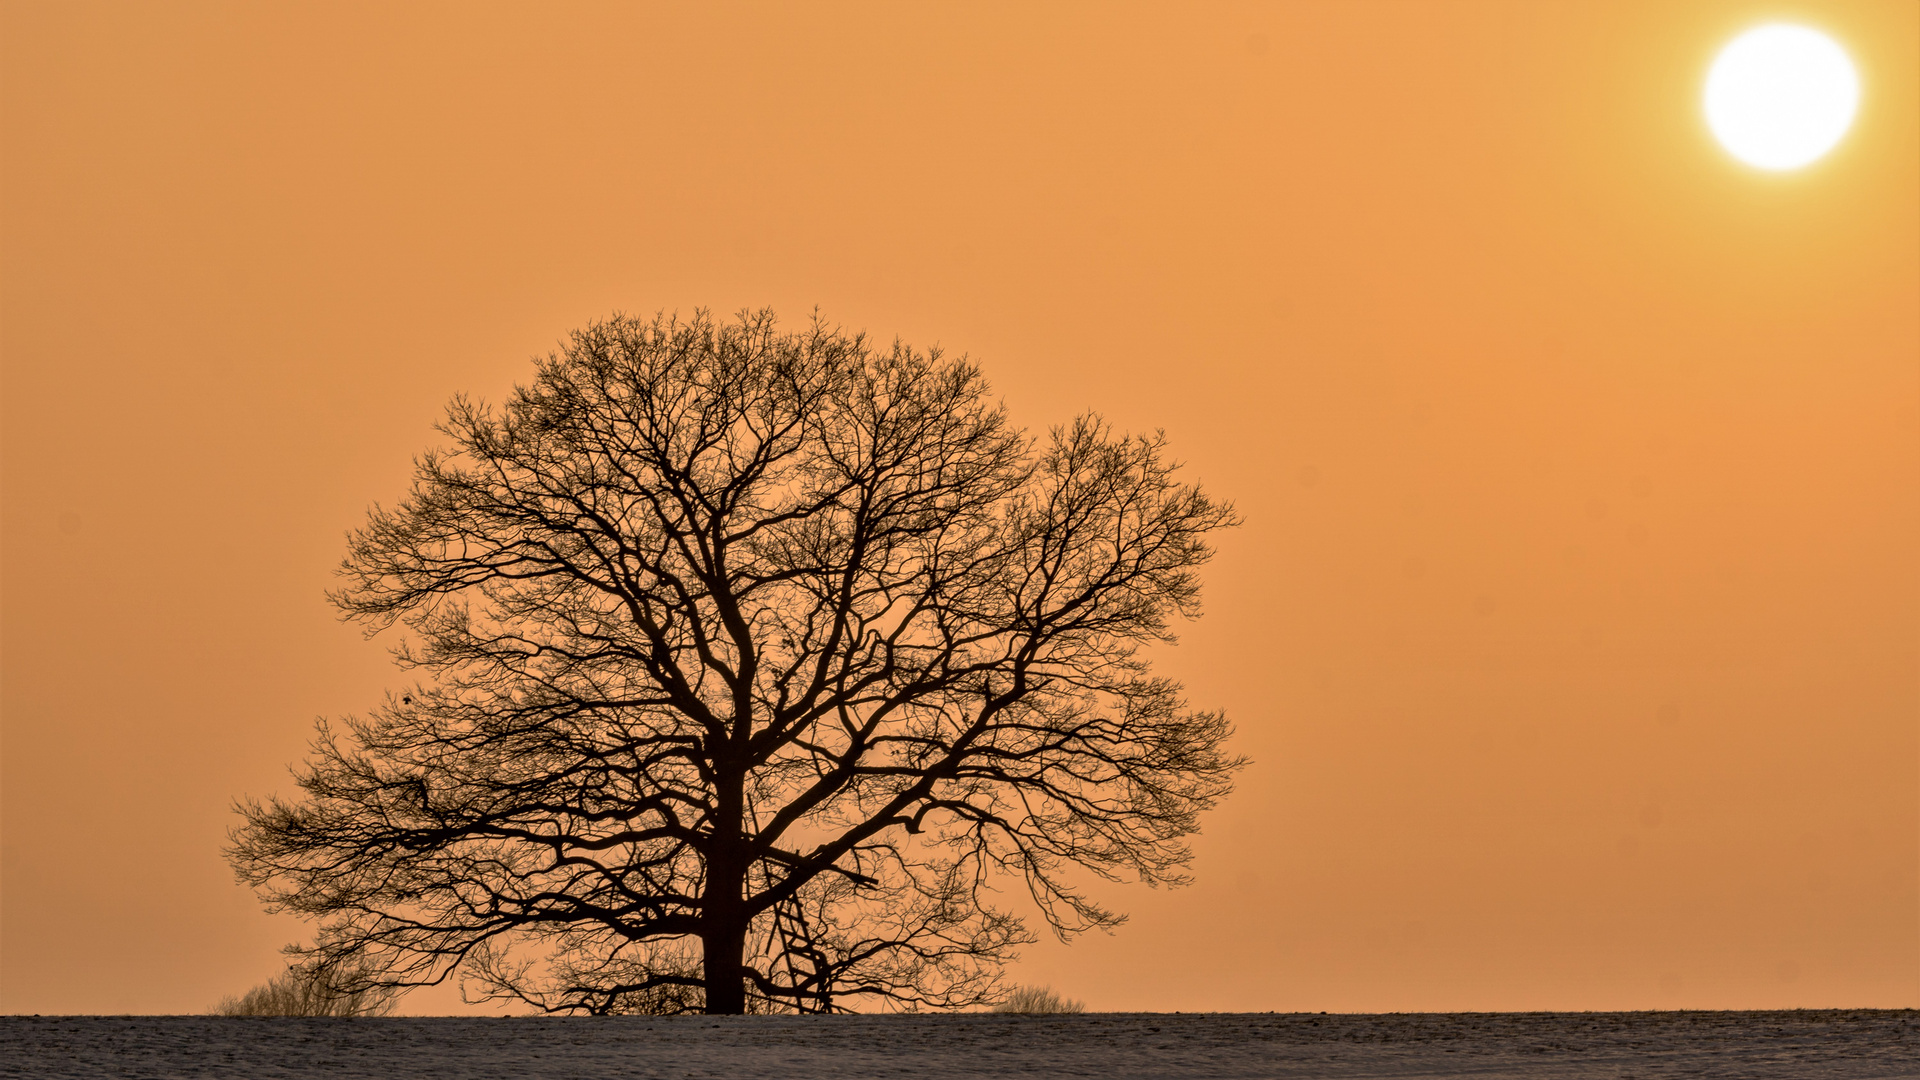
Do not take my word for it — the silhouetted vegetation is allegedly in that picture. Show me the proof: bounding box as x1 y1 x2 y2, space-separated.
213 962 397 1017
229 309 1241 1015
992 985 1086 1014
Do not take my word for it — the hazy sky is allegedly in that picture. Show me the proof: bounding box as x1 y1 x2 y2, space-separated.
2 0 1915 1015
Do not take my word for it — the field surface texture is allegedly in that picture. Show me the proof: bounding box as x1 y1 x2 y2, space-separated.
3 1011 1914 1079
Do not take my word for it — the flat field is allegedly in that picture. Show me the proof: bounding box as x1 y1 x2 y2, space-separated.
3 1010 1914 1079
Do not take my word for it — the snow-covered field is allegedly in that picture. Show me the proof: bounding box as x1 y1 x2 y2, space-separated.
4 1010 1915 1078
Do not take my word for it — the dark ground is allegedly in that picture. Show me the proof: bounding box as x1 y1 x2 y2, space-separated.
3 1009 1915 1079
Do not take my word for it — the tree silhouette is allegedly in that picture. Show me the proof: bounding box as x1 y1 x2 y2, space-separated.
229 310 1242 1015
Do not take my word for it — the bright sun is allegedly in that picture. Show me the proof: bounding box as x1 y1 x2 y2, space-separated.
1704 25 1859 171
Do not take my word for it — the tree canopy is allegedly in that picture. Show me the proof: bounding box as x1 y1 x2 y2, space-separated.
229 309 1242 1014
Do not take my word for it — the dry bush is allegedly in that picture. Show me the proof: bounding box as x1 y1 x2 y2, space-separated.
213 963 397 1017
992 985 1086 1014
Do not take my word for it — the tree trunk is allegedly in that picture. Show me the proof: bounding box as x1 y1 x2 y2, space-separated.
703 771 748 1014
701 916 748 1014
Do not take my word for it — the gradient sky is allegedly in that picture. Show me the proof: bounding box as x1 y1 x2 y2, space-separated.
2 0 1915 1015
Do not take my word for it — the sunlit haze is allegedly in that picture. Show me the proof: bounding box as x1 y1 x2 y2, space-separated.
2 0 1915 1017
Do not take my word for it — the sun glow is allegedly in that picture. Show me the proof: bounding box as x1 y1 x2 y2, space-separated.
1704 25 1859 170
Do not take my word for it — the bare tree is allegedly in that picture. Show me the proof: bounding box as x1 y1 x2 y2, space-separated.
229 309 1242 1015
213 958 398 1017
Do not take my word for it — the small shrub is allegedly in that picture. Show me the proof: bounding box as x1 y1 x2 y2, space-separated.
213 962 397 1017
992 985 1085 1015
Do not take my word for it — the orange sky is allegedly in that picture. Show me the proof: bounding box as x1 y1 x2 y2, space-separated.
2 0 1915 1014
